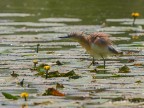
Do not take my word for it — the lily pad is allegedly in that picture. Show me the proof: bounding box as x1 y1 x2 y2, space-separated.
42 88 65 96
2 92 18 100
118 65 131 73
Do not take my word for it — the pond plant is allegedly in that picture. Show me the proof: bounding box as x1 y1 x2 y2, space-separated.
20 92 29 101
33 60 38 69
36 44 40 53
44 65 51 79
131 12 140 26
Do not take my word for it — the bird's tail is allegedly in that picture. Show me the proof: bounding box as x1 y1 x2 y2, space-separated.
108 45 123 55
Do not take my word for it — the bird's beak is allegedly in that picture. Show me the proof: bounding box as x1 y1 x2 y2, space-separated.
59 35 70 38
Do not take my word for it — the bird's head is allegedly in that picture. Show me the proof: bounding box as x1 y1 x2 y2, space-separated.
59 32 85 40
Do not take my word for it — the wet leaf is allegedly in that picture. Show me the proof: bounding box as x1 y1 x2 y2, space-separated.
97 65 105 69
118 65 130 73
56 83 64 89
42 88 65 96
69 75 81 79
56 60 63 65
129 98 144 103
62 70 76 77
112 74 122 77
2 92 18 100
134 63 143 66
112 97 125 102
135 80 142 84
11 71 19 77
33 101 52 105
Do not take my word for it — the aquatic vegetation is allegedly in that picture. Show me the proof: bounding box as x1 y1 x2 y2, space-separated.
131 12 140 26
42 88 65 96
44 65 51 79
118 65 130 73
56 60 63 65
20 79 24 87
0 1 144 107
20 92 29 101
56 83 64 89
33 60 38 68
36 44 40 53
135 80 142 84
2 92 18 100
34 64 79 78
111 97 125 102
33 101 52 105
11 71 19 77
129 98 144 103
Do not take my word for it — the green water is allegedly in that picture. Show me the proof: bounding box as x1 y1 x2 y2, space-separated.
0 0 144 24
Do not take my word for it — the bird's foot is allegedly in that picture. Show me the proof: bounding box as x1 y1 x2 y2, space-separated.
88 62 99 68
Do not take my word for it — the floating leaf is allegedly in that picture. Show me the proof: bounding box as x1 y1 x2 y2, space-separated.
42 88 65 96
135 80 142 84
112 74 122 77
56 83 64 89
112 97 125 102
129 98 144 103
134 63 143 66
118 65 130 73
35 69 79 78
97 65 105 69
2 92 18 100
62 70 76 77
11 71 19 77
56 60 63 65
69 75 81 79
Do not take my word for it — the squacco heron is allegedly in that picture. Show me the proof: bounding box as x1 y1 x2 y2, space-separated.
60 32 121 68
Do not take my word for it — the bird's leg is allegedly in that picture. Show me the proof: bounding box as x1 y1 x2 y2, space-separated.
92 57 95 65
101 55 106 69
88 57 95 68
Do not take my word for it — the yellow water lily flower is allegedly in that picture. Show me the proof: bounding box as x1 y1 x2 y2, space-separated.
33 60 38 64
44 66 51 70
20 92 29 101
131 12 140 17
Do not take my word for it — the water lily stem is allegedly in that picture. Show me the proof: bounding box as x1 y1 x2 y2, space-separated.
34 63 36 68
46 70 48 79
132 17 136 26
24 97 27 101
36 44 40 53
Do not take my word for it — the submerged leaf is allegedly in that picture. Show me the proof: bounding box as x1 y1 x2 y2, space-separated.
2 92 18 100
33 101 52 105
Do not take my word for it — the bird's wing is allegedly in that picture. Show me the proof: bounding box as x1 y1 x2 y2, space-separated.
88 32 112 47
107 45 120 54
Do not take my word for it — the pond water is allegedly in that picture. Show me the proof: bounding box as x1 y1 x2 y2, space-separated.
0 0 144 108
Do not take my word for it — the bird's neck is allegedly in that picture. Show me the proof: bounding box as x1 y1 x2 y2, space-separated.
77 36 91 51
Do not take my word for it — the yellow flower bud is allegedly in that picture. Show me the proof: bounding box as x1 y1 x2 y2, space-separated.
33 60 38 64
44 66 50 70
131 12 140 17
20 92 29 98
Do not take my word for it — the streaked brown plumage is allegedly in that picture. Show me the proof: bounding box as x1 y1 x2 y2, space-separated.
60 32 121 68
